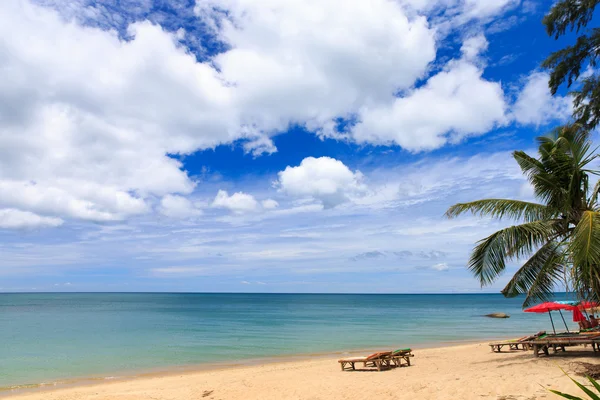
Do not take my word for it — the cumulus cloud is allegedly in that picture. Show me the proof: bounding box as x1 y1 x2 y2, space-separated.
0 180 147 222
261 199 279 209
349 35 507 151
0 209 63 229
1 149 534 293
212 190 260 213
460 34 489 61
432 262 450 272
512 71 573 126
212 191 278 214
0 0 521 230
159 195 202 219
277 157 367 208
0 1 219 227
196 0 436 110
0 0 430 228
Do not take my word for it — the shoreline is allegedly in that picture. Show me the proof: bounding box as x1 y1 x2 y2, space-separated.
4 339 599 400
0 337 511 397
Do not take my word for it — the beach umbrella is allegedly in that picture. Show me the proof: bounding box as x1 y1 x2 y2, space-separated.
572 307 586 323
557 300 600 317
578 301 600 313
524 302 575 334
555 300 585 326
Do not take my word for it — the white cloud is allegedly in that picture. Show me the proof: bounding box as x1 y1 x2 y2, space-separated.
159 195 202 219
212 190 259 213
460 0 520 21
277 157 367 208
0 180 147 222
0 0 522 230
432 262 450 272
261 199 279 209
0 0 221 227
399 0 521 31
0 0 433 227
460 34 488 61
521 0 538 14
196 0 437 118
350 49 507 150
512 71 573 126
0 149 534 293
352 150 525 210
0 209 63 229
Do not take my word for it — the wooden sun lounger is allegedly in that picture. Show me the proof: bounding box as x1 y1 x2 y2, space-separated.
525 333 600 357
489 331 546 353
489 341 530 352
389 348 414 367
338 349 414 371
338 351 392 371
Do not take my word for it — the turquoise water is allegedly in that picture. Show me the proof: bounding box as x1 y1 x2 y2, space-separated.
0 293 575 388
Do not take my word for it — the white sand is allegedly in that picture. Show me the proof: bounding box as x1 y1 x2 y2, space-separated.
5 342 600 400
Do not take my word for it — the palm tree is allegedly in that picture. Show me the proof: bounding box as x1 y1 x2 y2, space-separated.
446 124 600 307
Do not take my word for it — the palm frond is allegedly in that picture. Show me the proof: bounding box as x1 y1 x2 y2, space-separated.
501 241 566 307
445 199 554 222
468 221 557 286
455 123 600 302
590 180 600 209
571 259 600 303
570 211 600 268
514 150 567 208
513 150 545 177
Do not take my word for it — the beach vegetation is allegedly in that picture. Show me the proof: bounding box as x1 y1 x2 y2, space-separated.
543 0 600 129
549 370 600 399
446 124 600 306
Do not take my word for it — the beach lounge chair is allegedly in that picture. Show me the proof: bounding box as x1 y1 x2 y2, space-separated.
527 332 600 357
338 351 392 371
388 348 413 367
489 331 546 352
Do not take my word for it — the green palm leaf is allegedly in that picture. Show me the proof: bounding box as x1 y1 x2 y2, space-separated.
570 211 600 268
549 389 586 400
468 221 556 286
549 368 600 400
447 123 600 306
589 180 600 208
445 199 554 222
501 241 565 307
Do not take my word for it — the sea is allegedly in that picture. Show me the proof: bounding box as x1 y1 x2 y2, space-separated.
0 293 577 390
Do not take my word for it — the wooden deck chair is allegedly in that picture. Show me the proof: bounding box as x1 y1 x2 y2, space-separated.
489 331 546 352
338 351 392 371
389 348 414 367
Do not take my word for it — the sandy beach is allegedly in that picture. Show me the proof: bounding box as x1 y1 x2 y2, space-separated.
5 342 600 400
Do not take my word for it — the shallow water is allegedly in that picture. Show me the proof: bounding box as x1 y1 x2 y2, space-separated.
0 292 575 388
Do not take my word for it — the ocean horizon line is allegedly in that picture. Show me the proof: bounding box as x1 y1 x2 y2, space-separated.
0 291 570 296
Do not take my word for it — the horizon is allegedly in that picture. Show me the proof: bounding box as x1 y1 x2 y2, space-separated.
0 291 572 296
0 0 581 294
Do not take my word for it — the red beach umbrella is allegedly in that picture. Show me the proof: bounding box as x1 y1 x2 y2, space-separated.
524 302 574 313
578 301 600 311
572 307 586 323
524 302 576 334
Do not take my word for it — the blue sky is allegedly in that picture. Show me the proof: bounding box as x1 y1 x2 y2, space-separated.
0 0 581 293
